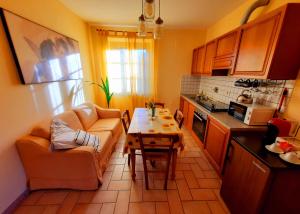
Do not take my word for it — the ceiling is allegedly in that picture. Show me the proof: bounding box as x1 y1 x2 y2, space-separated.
59 0 248 28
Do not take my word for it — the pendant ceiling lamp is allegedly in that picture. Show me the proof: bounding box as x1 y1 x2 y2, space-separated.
138 0 164 39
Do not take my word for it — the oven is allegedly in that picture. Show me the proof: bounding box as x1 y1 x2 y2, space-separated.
192 108 208 143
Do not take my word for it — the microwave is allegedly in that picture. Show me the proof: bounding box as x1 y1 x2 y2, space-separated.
228 101 275 125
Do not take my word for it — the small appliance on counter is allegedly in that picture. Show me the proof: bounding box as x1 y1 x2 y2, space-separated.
236 89 253 104
228 101 275 125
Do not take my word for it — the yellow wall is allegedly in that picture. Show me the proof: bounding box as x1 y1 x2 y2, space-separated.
156 29 206 112
205 0 300 123
0 0 93 212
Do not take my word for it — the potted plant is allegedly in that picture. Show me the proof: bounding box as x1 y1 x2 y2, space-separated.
88 78 113 108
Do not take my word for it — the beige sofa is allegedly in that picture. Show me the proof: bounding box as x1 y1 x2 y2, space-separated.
16 103 122 190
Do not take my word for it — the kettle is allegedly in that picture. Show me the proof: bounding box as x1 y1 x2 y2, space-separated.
236 90 253 104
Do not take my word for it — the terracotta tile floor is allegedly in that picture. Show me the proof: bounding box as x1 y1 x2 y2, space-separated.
14 128 230 214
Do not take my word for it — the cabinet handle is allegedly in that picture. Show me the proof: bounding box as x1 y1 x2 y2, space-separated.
226 143 234 162
252 161 266 173
193 114 203 122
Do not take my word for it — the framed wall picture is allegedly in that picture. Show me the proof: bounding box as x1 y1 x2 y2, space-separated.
0 9 83 84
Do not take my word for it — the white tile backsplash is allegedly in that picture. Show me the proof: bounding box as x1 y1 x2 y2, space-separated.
180 75 295 113
180 75 201 94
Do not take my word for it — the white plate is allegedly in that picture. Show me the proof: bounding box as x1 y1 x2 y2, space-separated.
265 143 284 154
279 151 300 165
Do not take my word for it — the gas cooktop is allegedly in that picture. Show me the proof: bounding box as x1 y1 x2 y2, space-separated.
195 97 229 112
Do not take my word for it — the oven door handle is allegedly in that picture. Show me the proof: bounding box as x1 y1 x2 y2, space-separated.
194 114 203 122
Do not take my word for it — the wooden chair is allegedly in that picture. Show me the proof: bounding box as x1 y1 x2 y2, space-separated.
174 109 184 129
121 110 131 134
137 133 179 190
145 102 165 108
121 110 131 165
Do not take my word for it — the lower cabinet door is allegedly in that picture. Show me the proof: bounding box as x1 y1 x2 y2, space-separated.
204 117 229 172
221 140 270 214
183 100 189 127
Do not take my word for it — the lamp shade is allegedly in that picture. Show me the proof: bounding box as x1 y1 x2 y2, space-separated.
138 14 147 37
154 17 163 39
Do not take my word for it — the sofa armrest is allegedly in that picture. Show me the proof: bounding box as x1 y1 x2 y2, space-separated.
94 105 121 119
16 136 100 186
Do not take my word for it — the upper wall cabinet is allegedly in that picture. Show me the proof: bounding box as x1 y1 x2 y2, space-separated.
191 48 198 74
191 46 205 75
196 46 205 74
213 30 240 70
232 3 300 79
203 41 216 75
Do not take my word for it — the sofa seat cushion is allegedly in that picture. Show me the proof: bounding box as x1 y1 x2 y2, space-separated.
73 103 98 130
88 118 121 136
88 131 112 153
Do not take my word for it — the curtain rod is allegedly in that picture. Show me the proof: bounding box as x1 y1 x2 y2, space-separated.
96 28 153 37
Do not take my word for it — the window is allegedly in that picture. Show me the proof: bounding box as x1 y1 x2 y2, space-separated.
106 48 151 95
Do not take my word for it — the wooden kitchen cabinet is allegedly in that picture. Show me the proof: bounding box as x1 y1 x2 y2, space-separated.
221 140 270 214
213 30 240 70
196 46 205 74
187 103 195 130
191 46 205 75
232 4 300 79
191 48 198 74
182 98 195 130
203 41 216 75
182 100 189 127
179 97 184 112
204 116 229 173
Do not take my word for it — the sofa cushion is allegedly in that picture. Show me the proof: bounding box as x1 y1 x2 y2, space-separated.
88 118 121 136
54 110 84 130
73 103 98 130
89 131 112 153
51 119 78 150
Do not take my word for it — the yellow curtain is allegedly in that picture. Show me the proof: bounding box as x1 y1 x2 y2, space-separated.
89 27 157 114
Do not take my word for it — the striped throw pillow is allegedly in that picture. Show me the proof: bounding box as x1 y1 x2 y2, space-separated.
74 130 100 152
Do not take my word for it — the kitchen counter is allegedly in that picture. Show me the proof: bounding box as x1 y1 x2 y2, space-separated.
232 133 300 169
181 94 267 132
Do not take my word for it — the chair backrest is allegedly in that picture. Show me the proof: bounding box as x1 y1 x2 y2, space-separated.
121 110 131 134
137 133 178 153
174 109 184 129
145 102 165 108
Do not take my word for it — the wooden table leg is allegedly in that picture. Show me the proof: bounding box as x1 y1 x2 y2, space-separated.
130 149 136 180
171 149 177 180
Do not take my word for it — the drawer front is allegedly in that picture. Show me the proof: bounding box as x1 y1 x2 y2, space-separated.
213 57 233 69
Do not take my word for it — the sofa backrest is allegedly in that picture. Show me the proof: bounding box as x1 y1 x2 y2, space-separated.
73 103 98 130
54 110 84 130
31 110 84 140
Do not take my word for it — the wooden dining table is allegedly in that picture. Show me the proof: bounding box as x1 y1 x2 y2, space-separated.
123 108 184 180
